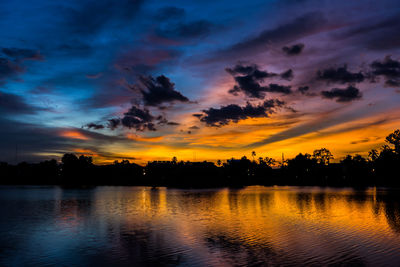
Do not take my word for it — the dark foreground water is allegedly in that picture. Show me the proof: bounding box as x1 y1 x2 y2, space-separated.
1 186 400 266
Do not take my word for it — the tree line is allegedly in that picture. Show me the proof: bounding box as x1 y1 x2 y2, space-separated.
1 129 400 188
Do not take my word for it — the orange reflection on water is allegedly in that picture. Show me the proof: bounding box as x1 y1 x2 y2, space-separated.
7 186 398 266
90 186 400 265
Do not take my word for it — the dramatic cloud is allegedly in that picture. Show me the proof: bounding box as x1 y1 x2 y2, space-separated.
198 99 284 126
66 0 144 35
227 64 291 98
0 58 23 81
108 119 121 130
104 106 158 132
0 47 43 85
280 69 294 81
102 105 175 132
246 114 390 149
166 121 180 126
321 86 362 102
0 117 132 163
85 123 105 130
154 5 214 40
335 14 400 51
282 43 304 55
226 64 277 78
0 91 42 114
0 118 71 162
317 66 364 84
1 48 43 61
121 106 156 131
385 79 400 87
298 86 309 94
216 12 326 58
265 84 292 94
136 75 190 107
156 20 214 40
370 56 400 87
1 0 400 162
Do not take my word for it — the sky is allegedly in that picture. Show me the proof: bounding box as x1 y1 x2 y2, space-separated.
0 0 400 164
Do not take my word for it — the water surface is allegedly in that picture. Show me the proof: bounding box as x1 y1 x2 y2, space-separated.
1 186 400 266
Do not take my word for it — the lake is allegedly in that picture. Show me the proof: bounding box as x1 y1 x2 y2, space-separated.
1 186 400 266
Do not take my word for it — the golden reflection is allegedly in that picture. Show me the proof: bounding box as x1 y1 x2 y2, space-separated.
45 186 400 266
93 187 400 244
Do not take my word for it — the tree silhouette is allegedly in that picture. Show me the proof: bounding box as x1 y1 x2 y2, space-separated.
386 129 400 154
2 129 400 188
263 157 276 167
313 148 333 165
368 149 379 161
251 151 256 162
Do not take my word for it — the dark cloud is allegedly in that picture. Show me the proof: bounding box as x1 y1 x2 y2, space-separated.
85 123 105 130
66 0 144 35
280 69 294 81
321 86 362 102
156 20 214 39
216 12 326 59
105 106 171 132
282 43 304 55
0 118 70 163
95 99 180 131
189 125 199 130
156 115 168 125
364 17 400 51
226 64 277 78
120 106 156 131
385 79 400 87
317 66 364 84
370 56 400 87
192 113 203 118
153 5 215 41
167 121 180 126
350 138 371 145
114 49 181 76
0 117 130 163
227 64 291 98
198 99 284 127
0 48 44 85
265 84 292 94
108 118 121 130
0 57 23 81
155 7 185 21
136 75 190 107
298 86 309 94
335 14 400 51
0 91 42 114
1 48 43 61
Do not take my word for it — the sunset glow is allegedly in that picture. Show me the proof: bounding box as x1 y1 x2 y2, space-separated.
60 131 90 141
0 0 399 164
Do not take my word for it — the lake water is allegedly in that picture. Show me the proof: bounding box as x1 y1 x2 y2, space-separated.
1 186 400 266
